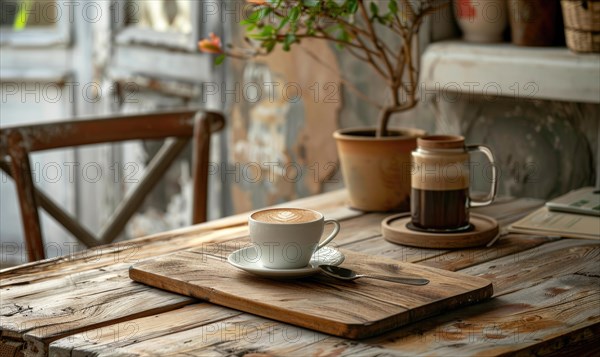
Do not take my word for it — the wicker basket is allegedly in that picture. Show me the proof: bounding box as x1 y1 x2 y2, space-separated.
561 0 600 52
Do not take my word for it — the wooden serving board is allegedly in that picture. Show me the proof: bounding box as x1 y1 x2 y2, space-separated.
129 243 493 339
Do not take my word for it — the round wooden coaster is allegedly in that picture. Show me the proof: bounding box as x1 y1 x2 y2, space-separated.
382 213 499 249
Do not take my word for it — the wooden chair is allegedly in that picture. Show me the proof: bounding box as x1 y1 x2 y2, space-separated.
0 109 225 262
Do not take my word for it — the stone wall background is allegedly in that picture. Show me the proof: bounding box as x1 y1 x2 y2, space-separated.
429 96 598 199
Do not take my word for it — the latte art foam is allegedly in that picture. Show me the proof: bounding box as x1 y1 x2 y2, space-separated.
252 208 320 224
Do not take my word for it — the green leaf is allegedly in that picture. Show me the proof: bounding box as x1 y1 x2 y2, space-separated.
277 14 290 30
263 40 276 53
244 9 263 24
258 7 273 20
260 25 275 37
346 0 358 13
289 7 301 21
338 29 349 43
370 2 379 16
388 0 398 14
215 54 226 65
283 34 296 51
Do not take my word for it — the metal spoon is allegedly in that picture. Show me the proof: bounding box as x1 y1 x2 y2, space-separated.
319 265 430 285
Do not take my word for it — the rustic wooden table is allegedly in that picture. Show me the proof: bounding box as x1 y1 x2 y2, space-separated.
1 190 599 356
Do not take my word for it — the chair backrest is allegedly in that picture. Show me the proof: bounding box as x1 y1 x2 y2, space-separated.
0 109 225 261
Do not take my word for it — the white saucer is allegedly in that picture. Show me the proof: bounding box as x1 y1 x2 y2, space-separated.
227 246 345 279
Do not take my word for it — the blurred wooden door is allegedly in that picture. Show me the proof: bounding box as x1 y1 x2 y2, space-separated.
1 0 87 266
0 1 225 265
99 0 225 237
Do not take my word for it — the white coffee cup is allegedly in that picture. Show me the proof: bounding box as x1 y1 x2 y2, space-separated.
248 208 341 269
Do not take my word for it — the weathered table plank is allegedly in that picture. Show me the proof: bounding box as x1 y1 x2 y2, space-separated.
365 275 600 356
50 280 599 357
129 247 493 339
0 226 248 288
2 191 599 357
49 304 243 357
49 238 600 356
460 238 600 296
417 234 558 271
3 265 191 355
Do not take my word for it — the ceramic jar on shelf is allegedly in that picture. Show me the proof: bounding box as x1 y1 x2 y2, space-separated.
453 0 508 43
508 0 563 46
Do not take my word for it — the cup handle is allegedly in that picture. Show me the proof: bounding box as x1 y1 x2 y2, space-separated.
316 219 341 251
467 145 497 207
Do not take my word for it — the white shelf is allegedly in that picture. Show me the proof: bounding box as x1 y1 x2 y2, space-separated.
421 41 600 104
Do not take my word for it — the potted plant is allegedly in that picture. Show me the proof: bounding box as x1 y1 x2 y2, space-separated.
200 0 448 211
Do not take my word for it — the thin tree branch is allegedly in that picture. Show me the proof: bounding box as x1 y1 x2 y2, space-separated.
343 26 390 81
375 99 419 136
400 0 416 22
358 0 395 80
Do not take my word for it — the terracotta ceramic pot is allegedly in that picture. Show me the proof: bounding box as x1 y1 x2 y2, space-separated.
333 128 426 212
454 0 508 43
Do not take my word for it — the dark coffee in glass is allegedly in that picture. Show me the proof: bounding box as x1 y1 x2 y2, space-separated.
410 136 496 232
